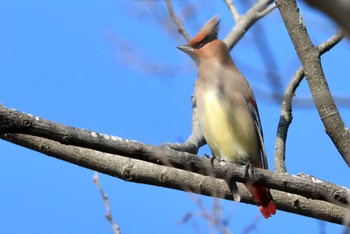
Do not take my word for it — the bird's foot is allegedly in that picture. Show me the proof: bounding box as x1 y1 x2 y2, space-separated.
209 154 223 167
242 162 254 181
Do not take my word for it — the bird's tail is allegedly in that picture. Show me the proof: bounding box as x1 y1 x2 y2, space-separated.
245 184 276 219
228 180 241 202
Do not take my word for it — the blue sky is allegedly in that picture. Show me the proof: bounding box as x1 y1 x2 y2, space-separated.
1 1 349 233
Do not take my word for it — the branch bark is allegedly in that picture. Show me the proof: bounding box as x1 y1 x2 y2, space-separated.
2 133 348 225
1 105 350 223
274 31 345 173
274 0 350 167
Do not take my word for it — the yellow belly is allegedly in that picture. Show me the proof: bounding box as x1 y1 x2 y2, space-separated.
198 90 258 163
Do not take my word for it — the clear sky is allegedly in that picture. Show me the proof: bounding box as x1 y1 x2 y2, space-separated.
1 1 349 233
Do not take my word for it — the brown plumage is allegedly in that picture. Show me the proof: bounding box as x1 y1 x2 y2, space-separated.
177 16 276 218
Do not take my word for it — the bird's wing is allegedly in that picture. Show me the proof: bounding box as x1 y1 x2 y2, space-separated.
247 95 268 170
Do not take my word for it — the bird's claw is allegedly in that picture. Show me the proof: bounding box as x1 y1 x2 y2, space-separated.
243 162 254 181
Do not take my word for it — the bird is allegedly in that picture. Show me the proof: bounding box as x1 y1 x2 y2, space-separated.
176 16 276 219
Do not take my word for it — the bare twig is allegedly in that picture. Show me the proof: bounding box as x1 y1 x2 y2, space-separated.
274 68 303 173
165 0 191 43
275 0 350 167
317 31 345 54
274 30 345 173
181 195 231 234
93 172 121 234
257 3 277 18
223 0 240 22
242 216 261 234
107 33 186 76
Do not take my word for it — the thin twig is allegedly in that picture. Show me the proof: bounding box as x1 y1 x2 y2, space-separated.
317 31 345 53
181 195 231 234
165 0 191 42
223 0 240 22
242 215 261 234
274 68 303 173
274 30 345 173
257 3 277 18
93 172 121 234
107 32 187 76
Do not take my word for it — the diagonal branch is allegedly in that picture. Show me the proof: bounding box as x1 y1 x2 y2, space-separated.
2 133 349 225
0 105 349 207
275 0 350 167
223 0 275 50
274 31 345 173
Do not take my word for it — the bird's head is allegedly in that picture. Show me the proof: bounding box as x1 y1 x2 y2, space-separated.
177 16 229 65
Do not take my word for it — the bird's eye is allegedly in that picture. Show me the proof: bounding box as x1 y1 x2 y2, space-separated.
194 42 205 49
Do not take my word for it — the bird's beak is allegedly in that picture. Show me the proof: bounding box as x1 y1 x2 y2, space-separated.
176 45 193 54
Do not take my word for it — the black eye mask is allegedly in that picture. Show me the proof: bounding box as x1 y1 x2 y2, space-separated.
193 35 217 49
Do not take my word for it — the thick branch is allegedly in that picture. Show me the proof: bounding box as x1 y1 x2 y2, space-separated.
0 105 349 207
2 133 348 225
274 31 345 173
275 0 350 167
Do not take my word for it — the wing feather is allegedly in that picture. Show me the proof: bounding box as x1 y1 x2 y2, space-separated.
247 96 268 169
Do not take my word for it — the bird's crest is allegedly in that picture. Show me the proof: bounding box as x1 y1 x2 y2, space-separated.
189 16 220 48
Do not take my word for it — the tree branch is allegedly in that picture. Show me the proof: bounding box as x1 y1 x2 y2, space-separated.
93 172 121 234
1 133 349 225
0 105 349 208
274 31 345 173
223 0 240 22
274 68 303 173
223 0 275 50
275 0 350 167
165 0 191 43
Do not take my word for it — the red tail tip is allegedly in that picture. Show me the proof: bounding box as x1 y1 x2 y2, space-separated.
259 201 276 219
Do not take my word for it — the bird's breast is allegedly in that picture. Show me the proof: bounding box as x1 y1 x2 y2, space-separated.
196 88 259 163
